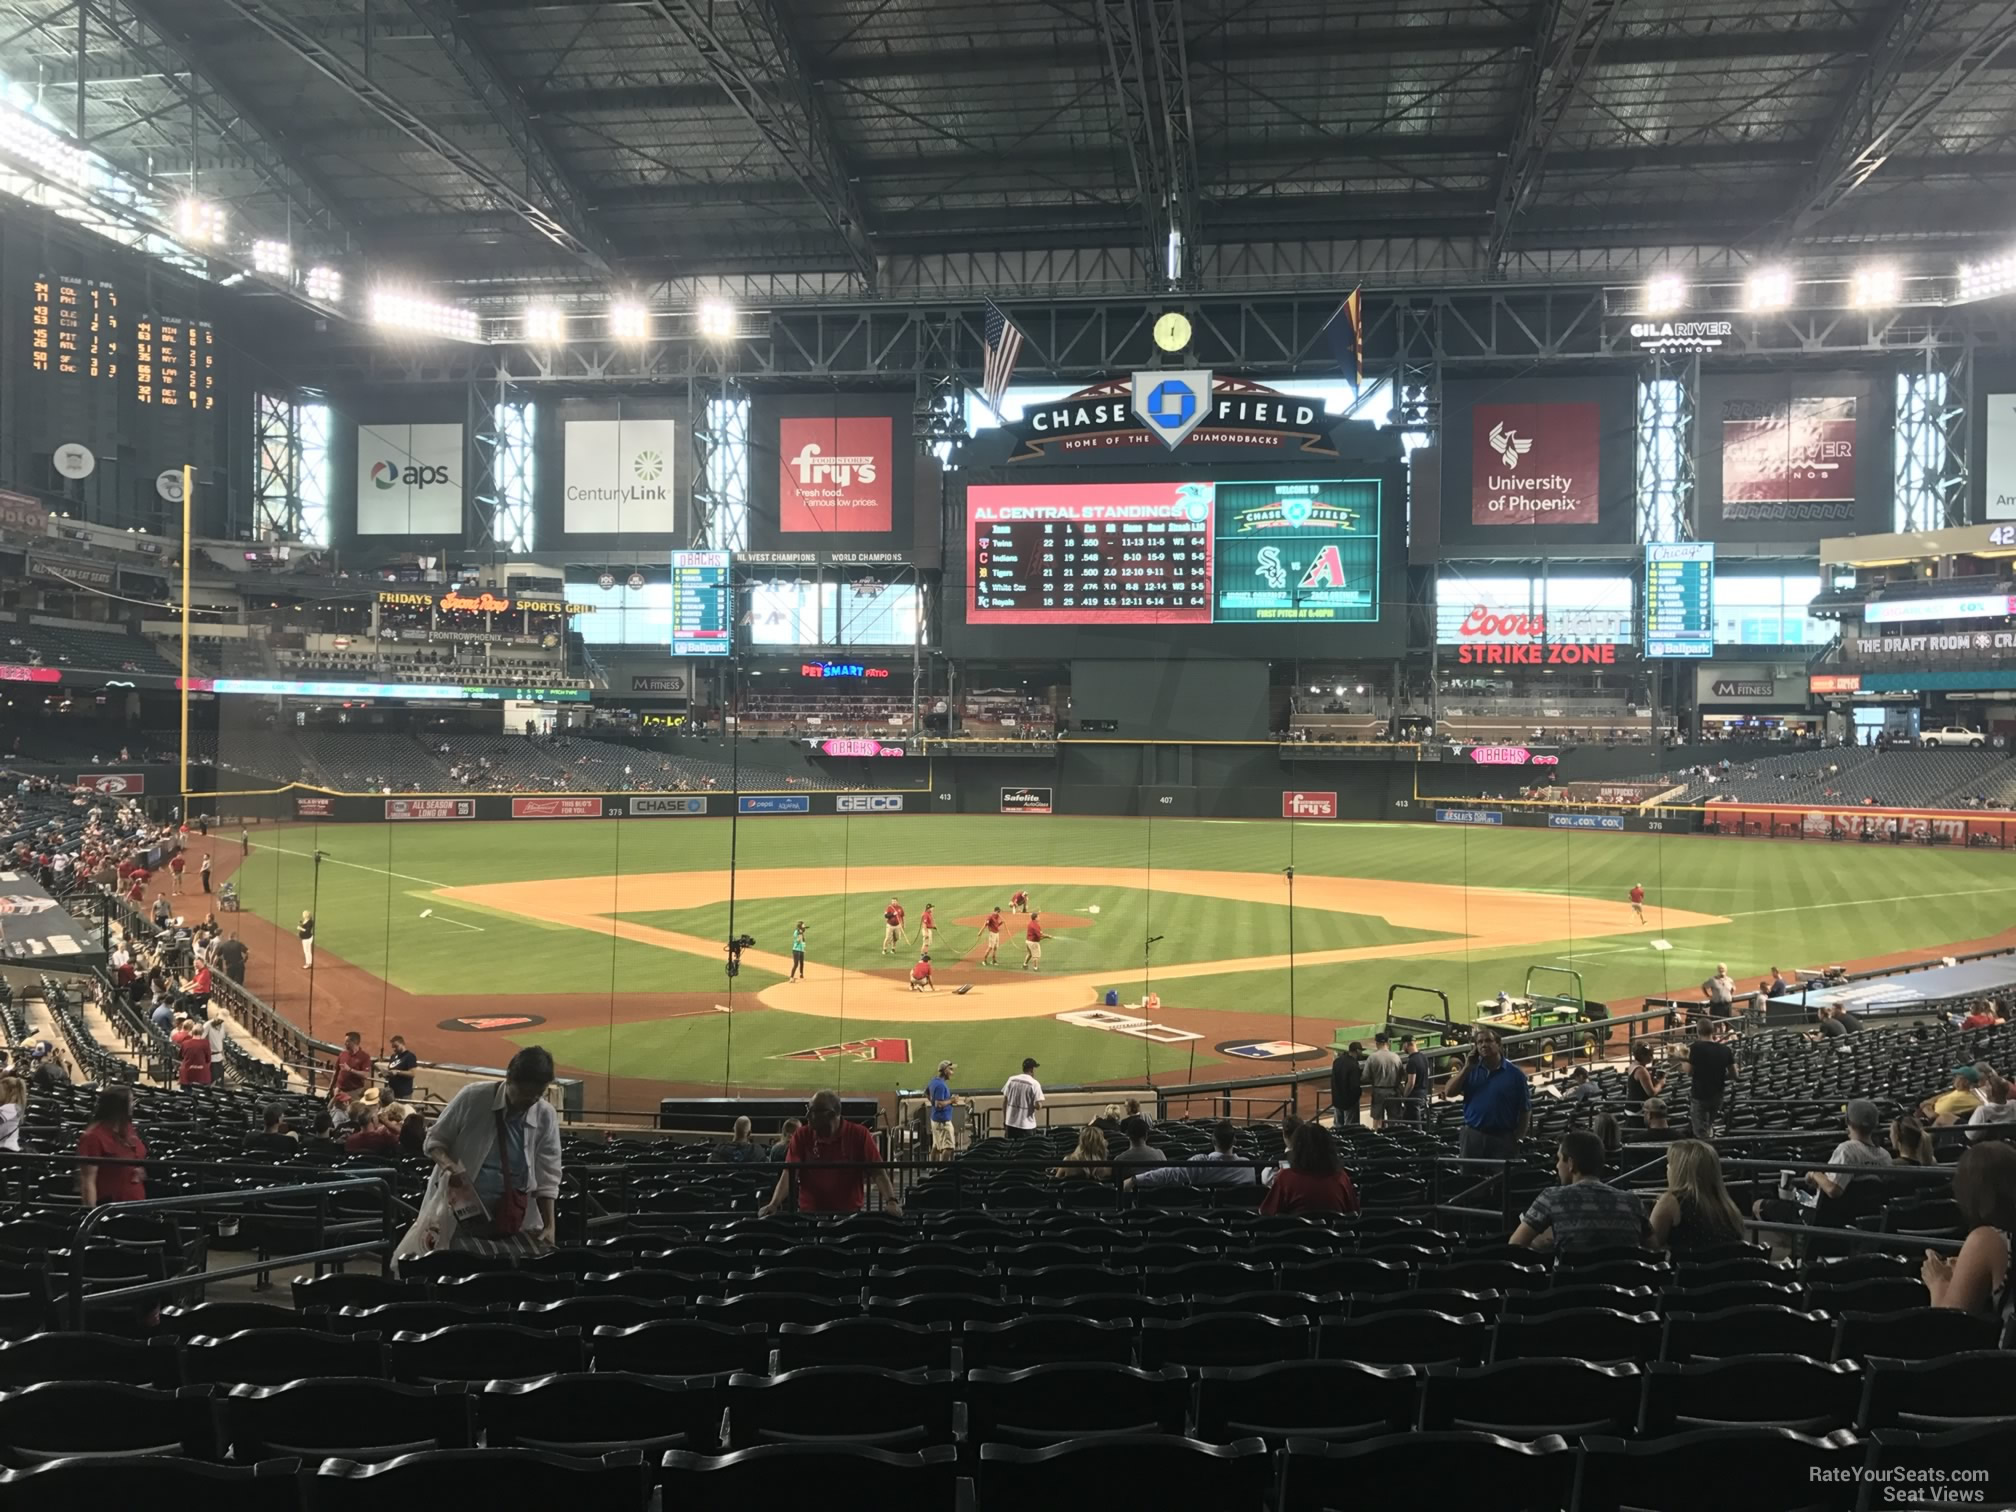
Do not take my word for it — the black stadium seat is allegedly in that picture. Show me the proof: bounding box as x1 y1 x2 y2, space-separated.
225 1377 478 1461
0 1331 180 1389
0 1455 301 1512
659 1444 960 1509
1194 1360 1420 1444
964 1363 1189 1444
1858 1352 2016 1431
299 1448 651 1511
587 1319 770 1376
0 1380 219 1464
1576 1427 1867 1512
961 1315 1135 1368
724 1366 957 1449
1639 1356 1864 1436
1280 1430 1576 1512
479 1372 728 1460
976 1434 1272 1512
1419 1358 1642 1438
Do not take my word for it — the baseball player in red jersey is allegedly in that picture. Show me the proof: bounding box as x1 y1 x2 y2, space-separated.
1010 889 1029 914
1023 912 1044 971
909 953 935 992
1629 883 1646 923
919 904 935 952
979 907 1004 966
881 898 905 955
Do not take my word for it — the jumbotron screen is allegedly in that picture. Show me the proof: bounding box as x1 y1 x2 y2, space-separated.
967 478 1380 626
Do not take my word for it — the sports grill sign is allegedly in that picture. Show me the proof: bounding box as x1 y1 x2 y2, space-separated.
1282 791 1338 819
1471 403 1602 526
386 798 475 821
76 773 143 794
1004 376 1336 462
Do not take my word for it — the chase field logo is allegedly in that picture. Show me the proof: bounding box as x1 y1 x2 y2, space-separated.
1132 369 1213 450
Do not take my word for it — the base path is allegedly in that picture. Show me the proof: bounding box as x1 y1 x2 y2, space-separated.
436 865 1730 1025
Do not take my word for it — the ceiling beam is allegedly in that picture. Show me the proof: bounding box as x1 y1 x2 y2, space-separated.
1778 0 2016 245
393 0 617 270
222 0 613 271
645 0 876 286
1486 0 1623 275
86 0 360 242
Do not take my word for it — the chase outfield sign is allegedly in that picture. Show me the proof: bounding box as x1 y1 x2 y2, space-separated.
1006 376 1337 461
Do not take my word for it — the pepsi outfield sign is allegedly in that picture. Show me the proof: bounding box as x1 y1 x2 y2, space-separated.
738 794 812 814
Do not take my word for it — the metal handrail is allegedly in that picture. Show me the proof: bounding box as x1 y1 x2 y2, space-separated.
64 1174 398 1329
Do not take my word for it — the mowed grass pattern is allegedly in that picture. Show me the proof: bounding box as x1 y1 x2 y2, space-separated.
226 816 2016 1090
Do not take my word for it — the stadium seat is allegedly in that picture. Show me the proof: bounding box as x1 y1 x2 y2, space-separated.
1803 1276 1929 1313
961 1315 1135 1368
1491 1308 1662 1365
1279 1430 1575 1512
700 1293 852 1327
479 1372 727 1459
1858 1352 2016 1431
1418 1359 1642 1437
587 1319 770 1376
182 1328 384 1386
514 1296 678 1332
1868 1419 2016 1501
331 1300 508 1335
291 1273 424 1310
1319 1309 1488 1366
1498 1284 1652 1317
0 1331 180 1388
1194 1360 1419 1444
659 1444 960 1508
975 1434 1271 1511
1028 1292 1187 1321
773 1318 956 1371
0 1455 300 1512
1194 1288 1341 1320
0 1380 219 1464
866 1293 1024 1326
1576 1427 1867 1512
156 1301 307 1336
1639 1356 1864 1435
225 1377 478 1460
300 1448 651 1510
1140 1312 1313 1368
964 1363 1190 1443
1834 1308 2005 1361
387 1323 586 1384
433 1271 580 1305
1003 1265 1134 1299
1660 1280 1804 1312
1661 1305 1837 1362
725 1366 957 1448
581 1270 705 1302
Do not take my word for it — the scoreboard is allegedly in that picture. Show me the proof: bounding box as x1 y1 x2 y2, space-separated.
967 478 1380 626
668 549 732 656
21 268 223 516
1645 541 1715 658
969 481 1213 624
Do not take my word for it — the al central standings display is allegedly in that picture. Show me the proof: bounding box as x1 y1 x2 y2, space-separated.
967 478 1380 625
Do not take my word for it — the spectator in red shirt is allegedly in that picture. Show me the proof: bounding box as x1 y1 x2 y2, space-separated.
177 1031 213 1089
77 1089 146 1206
759 1089 904 1216
332 1031 372 1100
1260 1123 1362 1216
345 1102 406 1156
1960 1001 2004 1031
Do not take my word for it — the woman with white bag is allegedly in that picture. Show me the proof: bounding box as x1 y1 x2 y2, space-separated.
415 1046 564 1257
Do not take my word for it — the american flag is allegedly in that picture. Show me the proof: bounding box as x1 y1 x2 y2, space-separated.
980 299 1025 418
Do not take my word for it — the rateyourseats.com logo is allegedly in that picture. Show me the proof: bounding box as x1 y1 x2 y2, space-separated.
372 459 453 490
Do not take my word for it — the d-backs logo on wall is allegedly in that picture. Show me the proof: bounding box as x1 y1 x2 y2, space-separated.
1005 375 1337 462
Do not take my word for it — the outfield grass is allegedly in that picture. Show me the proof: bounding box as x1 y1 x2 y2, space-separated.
228 816 2016 1090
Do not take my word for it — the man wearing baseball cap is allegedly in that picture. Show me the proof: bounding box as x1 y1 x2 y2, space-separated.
1923 1065 1987 1125
1001 1057 1044 1140
925 1059 958 1161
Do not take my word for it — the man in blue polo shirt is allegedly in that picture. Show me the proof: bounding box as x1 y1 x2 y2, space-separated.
925 1059 957 1162
1443 1025 1529 1160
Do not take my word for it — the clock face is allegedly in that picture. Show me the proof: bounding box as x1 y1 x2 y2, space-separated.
1154 312 1192 352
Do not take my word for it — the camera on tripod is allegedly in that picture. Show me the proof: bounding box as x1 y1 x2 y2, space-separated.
724 933 757 978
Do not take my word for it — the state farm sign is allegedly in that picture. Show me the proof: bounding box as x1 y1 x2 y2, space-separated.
1282 791 1338 819
779 416 893 533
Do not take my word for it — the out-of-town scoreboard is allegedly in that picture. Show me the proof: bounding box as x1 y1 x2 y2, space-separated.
1645 541 1715 658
